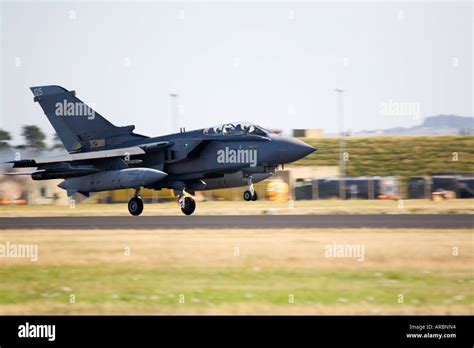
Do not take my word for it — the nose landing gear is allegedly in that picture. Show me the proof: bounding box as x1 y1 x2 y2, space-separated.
180 196 196 215
243 176 258 201
128 188 144 216
178 190 196 215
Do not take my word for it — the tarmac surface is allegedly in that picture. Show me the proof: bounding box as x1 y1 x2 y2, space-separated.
0 214 472 230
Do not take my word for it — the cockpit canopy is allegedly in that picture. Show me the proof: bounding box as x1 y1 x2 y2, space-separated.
203 122 271 136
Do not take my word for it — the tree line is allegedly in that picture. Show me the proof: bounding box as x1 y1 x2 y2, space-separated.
0 126 64 151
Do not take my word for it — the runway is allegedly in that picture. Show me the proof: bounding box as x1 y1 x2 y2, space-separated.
0 214 472 230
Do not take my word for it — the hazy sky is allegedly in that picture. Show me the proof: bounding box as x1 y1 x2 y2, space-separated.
1 1 472 145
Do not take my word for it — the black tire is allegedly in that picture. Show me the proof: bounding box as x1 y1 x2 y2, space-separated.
243 190 253 201
251 191 258 201
181 197 196 215
128 197 144 216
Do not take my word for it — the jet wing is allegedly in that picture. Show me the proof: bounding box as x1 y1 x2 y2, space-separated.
7 141 172 168
3 170 42 175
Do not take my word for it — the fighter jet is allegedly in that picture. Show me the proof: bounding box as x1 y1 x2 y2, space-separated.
6 85 316 216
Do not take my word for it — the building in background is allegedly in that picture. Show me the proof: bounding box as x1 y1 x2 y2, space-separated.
0 175 68 205
293 129 324 138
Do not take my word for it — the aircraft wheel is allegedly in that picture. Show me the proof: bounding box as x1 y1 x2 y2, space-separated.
251 191 258 201
181 197 196 215
243 190 253 201
128 197 144 216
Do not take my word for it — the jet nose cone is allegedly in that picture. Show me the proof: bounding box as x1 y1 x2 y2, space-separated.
278 137 317 164
297 141 317 158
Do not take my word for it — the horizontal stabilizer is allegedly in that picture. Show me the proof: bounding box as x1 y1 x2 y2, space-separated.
7 159 38 168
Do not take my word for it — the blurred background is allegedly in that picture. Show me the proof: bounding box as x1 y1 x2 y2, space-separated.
0 1 473 205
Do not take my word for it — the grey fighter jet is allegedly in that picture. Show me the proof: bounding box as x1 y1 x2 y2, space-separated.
6 85 316 216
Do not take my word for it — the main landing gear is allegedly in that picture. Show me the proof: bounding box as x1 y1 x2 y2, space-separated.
178 190 196 215
127 188 197 216
128 188 144 216
243 176 258 201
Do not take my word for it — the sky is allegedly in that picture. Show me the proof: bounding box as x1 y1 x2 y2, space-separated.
0 1 472 145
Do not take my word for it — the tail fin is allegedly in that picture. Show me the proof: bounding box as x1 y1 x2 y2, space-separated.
30 85 147 153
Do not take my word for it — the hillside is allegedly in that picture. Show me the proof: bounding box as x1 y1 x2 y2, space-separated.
295 136 474 194
356 115 473 136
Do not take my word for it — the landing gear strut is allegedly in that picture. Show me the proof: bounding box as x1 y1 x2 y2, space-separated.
128 188 144 216
243 176 258 201
178 190 196 215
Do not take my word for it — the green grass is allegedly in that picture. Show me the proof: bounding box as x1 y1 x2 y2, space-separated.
295 136 474 194
0 265 471 310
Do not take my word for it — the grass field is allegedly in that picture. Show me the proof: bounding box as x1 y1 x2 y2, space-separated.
0 199 473 217
0 228 472 314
